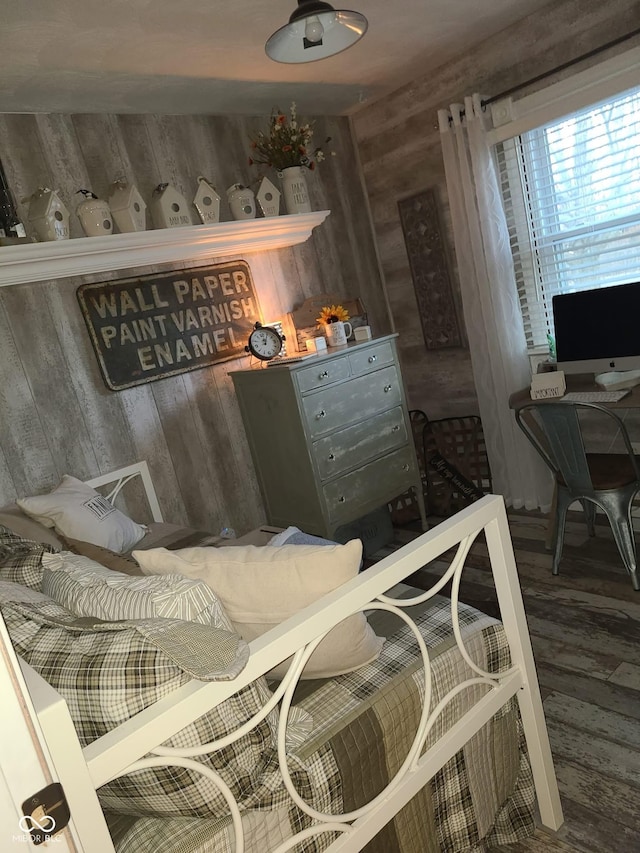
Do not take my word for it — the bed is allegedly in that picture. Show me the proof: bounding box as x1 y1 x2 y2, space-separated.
0 461 563 852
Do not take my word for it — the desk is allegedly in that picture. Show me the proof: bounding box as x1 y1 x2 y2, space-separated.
509 373 640 411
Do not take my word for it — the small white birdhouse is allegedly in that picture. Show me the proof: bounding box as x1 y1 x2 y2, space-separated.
226 184 256 221
76 190 114 237
256 176 281 217
150 183 192 229
193 176 221 225
27 187 70 242
108 180 147 232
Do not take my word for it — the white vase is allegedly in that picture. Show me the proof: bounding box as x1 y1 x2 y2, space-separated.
279 166 311 215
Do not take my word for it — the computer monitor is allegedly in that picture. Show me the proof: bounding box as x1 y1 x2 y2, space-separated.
552 281 640 375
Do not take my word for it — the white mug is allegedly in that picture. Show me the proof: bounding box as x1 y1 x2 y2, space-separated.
325 320 353 347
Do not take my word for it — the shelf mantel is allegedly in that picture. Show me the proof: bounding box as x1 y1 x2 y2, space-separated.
0 211 330 288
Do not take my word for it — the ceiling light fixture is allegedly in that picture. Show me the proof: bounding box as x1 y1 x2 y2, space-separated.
265 0 368 64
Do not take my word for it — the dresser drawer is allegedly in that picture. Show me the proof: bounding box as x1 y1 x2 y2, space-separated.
313 406 407 480
323 445 416 522
303 365 402 438
349 340 395 376
296 356 350 393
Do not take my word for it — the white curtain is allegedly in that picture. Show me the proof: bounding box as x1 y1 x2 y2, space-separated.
438 94 551 511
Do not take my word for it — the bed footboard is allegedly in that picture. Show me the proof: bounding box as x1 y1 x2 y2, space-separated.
8 495 562 852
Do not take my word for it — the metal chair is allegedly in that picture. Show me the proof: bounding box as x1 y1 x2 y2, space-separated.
515 401 640 590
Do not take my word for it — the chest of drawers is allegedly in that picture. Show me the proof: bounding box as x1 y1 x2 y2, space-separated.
231 334 427 539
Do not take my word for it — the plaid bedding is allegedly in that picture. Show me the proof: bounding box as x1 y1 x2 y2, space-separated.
0 580 281 822
0 524 54 589
108 596 536 853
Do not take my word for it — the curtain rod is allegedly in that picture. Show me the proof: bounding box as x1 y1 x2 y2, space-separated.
482 25 640 108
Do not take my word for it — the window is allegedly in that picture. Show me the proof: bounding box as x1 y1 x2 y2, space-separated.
496 84 640 350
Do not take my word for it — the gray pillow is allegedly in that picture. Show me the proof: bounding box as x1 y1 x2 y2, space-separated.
0 504 64 549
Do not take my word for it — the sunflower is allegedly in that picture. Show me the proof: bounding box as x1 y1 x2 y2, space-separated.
316 304 350 325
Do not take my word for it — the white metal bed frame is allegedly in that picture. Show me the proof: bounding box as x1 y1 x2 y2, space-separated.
4 462 563 852
86 460 164 524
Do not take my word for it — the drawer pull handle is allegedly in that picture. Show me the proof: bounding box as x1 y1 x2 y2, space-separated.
368 355 377 363
328 453 335 461
338 496 346 503
316 409 326 419
319 370 329 379
392 425 400 432
384 384 392 392
402 463 410 471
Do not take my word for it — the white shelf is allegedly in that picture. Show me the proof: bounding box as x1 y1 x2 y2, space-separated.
0 211 331 287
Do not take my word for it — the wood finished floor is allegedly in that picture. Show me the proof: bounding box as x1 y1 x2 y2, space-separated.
372 508 640 853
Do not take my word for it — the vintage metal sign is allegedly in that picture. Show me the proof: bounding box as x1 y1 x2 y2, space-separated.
77 261 259 391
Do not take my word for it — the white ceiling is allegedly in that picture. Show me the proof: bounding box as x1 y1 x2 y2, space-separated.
1 0 553 116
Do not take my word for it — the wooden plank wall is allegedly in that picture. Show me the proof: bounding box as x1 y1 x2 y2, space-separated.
0 112 389 534
351 0 640 422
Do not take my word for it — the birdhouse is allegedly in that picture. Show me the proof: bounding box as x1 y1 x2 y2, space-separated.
226 184 256 221
27 187 70 242
256 176 281 217
150 183 192 229
108 179 147 232
76 190 114 237
193 176 221 225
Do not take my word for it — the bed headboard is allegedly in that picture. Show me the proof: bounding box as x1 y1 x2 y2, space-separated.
86 461 164 524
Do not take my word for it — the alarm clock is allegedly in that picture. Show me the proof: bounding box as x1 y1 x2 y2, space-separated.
245 322 285 361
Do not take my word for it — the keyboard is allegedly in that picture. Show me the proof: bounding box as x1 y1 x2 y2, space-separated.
562 390 631 403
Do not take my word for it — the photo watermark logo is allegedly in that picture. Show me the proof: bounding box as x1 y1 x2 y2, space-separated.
18 815 56 834
14 814 61 845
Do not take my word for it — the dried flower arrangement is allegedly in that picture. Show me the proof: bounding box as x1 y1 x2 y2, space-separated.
249 102 334 173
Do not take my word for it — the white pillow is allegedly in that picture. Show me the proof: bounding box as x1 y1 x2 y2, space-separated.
133 540 384 679
17 476 147 554
41 551 232 630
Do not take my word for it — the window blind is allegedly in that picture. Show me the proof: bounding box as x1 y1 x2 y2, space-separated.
496 84 640 350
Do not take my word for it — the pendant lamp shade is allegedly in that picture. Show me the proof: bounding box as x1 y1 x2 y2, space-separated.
265 0 368 64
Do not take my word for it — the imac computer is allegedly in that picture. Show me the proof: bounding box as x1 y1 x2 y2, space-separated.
552 281 640 375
